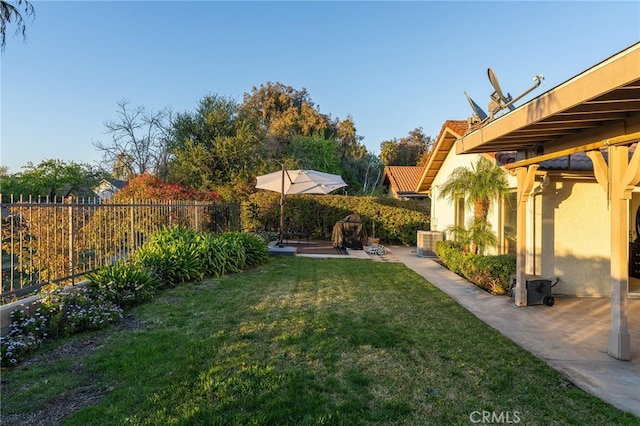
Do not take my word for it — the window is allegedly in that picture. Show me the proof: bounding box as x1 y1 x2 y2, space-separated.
455 195 465 227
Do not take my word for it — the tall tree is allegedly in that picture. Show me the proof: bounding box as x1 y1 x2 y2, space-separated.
93 100 172 179
379 127 432 166
6 159 103 198
239 82 330 155
0 0 35 52
285 134 341 174
333 115 365 159
168 94 265 200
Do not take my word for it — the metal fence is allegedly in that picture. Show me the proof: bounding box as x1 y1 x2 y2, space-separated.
0 195 239 304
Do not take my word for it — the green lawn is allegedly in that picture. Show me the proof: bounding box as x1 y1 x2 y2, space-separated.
2 257 639 425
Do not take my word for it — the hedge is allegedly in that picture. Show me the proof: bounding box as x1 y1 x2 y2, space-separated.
435 240 516 295
241 193 430 245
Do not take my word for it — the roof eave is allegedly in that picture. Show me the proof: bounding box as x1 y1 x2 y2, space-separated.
457 42 640 155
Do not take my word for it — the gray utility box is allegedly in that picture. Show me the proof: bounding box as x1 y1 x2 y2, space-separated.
526 278 554 306
509 275 555 306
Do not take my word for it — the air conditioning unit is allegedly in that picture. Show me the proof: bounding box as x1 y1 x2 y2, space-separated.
416 230 443 257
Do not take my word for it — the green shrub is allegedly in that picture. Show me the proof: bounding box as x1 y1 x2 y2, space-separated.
234 232 270 267
86 260 160 308
435 240 516 295
241 193 429 245
214 232 247 274
1 227 272 367
435 240 465 274
0 306 49 366
195 232 228 278
471 254 516 295
133 227 204 286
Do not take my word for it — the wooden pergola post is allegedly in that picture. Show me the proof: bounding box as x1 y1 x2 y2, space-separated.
588 146 636 360
514 165 539 307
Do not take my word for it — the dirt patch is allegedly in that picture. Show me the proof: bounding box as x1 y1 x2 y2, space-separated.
0 313 146 425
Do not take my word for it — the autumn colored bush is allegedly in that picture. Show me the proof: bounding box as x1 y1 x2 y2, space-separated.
113 174 219 202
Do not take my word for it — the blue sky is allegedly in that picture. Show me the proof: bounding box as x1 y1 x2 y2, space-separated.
1 1 639 174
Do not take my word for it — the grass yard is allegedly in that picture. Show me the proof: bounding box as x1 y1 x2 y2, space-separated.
2 257 638 425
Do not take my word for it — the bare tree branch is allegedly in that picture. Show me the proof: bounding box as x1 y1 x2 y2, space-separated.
93 100 172 179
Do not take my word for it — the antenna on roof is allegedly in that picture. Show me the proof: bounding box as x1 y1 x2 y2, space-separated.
465 68 544 126
465 91 488 125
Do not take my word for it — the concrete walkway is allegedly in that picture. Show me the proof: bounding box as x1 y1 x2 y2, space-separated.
367 245 640 418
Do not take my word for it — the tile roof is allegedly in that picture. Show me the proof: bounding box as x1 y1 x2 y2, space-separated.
496 144 636 172
495 152 594 171
383 166 425 195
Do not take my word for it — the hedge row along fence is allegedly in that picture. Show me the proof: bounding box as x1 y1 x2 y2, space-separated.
2 193 429 304
240 193 430 246
0 227 270 367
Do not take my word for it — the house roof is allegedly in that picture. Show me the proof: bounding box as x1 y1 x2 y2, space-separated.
416 120 469 193
457 42 640 161
105 178 128 189
383 166 426 197
495 151 595 171
496 143 639 173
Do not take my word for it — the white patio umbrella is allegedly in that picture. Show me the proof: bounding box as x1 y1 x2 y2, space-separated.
255 165 347 247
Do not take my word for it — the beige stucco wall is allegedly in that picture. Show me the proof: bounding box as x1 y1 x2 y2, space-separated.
430 150 516 255
432 150 614 296
430 150 479 234
535 178 611 297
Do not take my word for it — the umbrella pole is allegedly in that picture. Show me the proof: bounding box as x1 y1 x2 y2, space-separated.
279 165 285 247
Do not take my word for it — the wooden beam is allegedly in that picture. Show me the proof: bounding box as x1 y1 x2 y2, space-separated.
504 131 640 170
586 150 609 194
518 164 539 205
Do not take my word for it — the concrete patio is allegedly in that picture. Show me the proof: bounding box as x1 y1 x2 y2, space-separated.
376 245 640 417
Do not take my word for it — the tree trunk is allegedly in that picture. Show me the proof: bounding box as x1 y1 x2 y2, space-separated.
474 199 490 222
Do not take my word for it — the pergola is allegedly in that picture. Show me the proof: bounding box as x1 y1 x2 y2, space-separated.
456 42 640 360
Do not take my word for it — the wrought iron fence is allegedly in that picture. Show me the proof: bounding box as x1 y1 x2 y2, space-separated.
0 195 239 304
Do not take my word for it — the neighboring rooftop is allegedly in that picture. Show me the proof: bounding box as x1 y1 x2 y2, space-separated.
382 166 427 198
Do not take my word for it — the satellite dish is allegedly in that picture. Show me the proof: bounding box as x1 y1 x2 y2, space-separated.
487 68 514 114
464 68 545 126
487 68 510 102
465 91 488 122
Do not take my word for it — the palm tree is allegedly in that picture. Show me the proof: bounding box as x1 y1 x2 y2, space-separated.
445 220 498 255
438 156 509 254
1 0 35 52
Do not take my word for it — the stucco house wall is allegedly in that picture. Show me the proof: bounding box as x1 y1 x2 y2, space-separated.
535 178 611 297
430 148 613 296
429 149 479 235
430 148 517 255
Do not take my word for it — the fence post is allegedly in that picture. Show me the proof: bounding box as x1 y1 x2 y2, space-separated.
195 202 200 231
130 199 135 254
68 200 75 285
